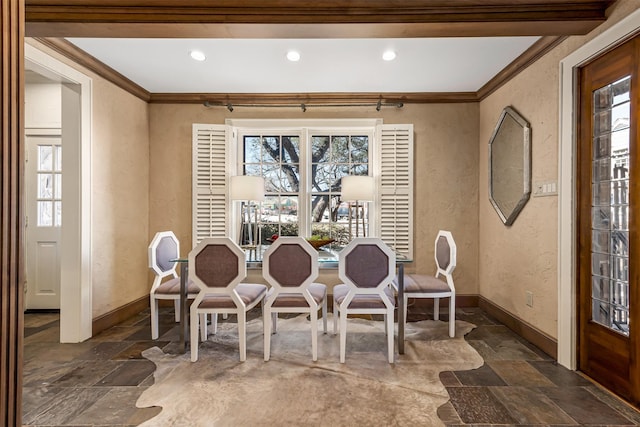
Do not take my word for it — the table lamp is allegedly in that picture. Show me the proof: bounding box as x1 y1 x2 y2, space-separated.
341 175 375 238
230 175 266 247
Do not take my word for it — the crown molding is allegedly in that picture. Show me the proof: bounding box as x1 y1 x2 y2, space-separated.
149 92 479 105
33 37 150 102
477 35 567 100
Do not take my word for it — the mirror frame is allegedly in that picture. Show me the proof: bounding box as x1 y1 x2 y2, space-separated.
488 106 532 226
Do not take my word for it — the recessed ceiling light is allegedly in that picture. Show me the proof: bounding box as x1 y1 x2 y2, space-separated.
382 50 397 61
286 50 301 62
190 50 206 61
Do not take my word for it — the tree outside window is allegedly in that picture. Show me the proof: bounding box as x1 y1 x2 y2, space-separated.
242 132 370 248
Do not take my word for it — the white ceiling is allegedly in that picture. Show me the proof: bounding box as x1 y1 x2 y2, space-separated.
66 37 540 93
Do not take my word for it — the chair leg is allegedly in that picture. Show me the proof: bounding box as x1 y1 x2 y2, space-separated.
449 294 456 338
403 294 408 329
174 299 180 323
264 307 271 361
190 307 199 362
311 309 318 362
238 311 247 362
386 311 394 363
200 313 207 341
150 296 160 340
322 296 328 333
272 312 277 333
434 297 440 321
339 308 348 363
212 313 218 335
333 299 338 335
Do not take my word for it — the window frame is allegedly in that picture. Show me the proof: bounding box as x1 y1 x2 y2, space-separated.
232 119 378 241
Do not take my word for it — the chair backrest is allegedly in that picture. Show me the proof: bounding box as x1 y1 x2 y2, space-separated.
148 231 180 279
339 238 395 294
263 237 318 291
435 230 457 278
188 237 246 292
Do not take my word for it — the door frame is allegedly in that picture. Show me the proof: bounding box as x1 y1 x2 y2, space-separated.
24 42 93 343
558 9 640 369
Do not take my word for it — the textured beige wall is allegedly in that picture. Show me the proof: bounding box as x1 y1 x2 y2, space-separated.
478 0 639 339
149 103 479 294
90 79 150 317
26 39 151 319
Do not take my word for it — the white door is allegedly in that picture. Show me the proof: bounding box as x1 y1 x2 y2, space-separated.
25 134 62 309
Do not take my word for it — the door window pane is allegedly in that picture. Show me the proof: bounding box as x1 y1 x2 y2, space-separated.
38 201 53 227
590 75 631 336
38 174 53 198
38 145 53 171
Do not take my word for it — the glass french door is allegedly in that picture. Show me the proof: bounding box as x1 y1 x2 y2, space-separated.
577 35 639 405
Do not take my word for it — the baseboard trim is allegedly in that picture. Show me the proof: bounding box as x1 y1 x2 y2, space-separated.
478 296 557 359
92 295 149 336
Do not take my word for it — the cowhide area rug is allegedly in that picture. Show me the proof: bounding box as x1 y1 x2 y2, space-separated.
137 315 483 427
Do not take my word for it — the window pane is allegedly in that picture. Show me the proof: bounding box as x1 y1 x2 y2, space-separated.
313 164 345 192
282 136 300 163
262 166 281 193
54 173 62 199
351 164 369 176
311 136 330 163
592 300 610 328
611 231 628 256
244 136 262 163
350 136 368 163
593 134 611 160
262 136 280 162
38 174 53 199
592 159 611 182
331 136 349 162
54 201 62 227
38 201 52 227
54 145 62 172
279 165 300 192
38 145 53 171
260 196 299 239
591 276 610 301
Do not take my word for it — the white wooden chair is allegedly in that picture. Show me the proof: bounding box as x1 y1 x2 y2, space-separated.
395 230 457 337
262 237 328 361
148 231 203 340
333 238 396 363
189 237 267 362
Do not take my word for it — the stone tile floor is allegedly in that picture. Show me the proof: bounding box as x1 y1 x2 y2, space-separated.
22 306 640 426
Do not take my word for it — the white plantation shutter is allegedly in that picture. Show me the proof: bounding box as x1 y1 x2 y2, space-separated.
192 124 230 247
376 124 414 259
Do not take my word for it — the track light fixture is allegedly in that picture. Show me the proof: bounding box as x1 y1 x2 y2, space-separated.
203 100 403 112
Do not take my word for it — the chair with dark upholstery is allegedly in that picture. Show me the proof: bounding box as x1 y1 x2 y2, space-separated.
262 237 327 361
148 231 203 340
333 238 396 363
189 237 267 362
395 230 457 337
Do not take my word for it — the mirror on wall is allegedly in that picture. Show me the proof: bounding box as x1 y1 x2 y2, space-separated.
488 106 531 226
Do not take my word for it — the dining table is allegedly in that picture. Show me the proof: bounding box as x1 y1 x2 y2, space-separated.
171 245 412 355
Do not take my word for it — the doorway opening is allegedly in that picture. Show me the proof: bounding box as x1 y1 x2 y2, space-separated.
25 42 93 343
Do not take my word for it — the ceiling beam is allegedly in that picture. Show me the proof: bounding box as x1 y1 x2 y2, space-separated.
25 0 616 38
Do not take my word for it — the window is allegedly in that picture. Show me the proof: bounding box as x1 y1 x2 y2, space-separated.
37 143 62 227
192 120 414 258
239 130 372 250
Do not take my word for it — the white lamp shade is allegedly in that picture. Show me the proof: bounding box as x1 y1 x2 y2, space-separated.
230 175 265 201
341 175 375 201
